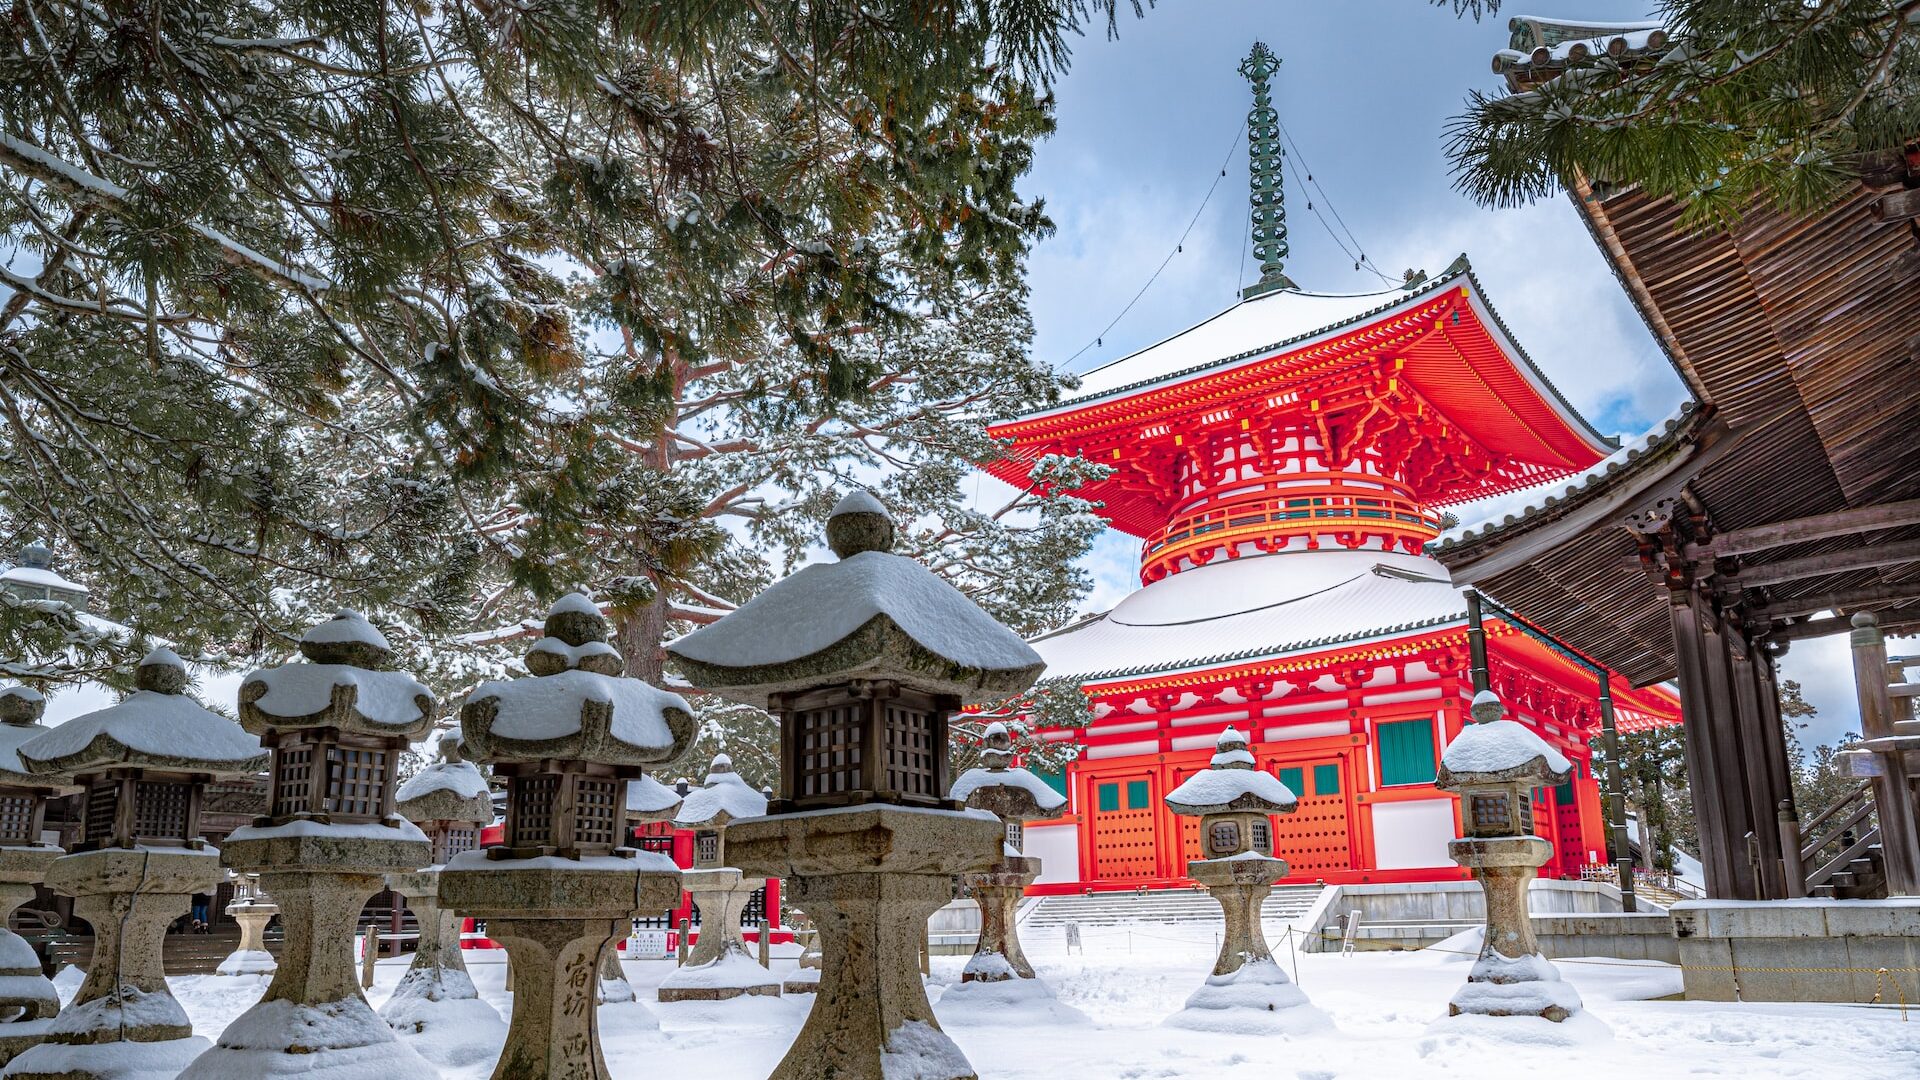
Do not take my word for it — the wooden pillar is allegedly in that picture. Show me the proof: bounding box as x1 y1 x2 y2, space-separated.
1596 673 1637 911
1668 590 1740 898
1698 609 1761 899
1726 627 1786 899
1851 614 1920 896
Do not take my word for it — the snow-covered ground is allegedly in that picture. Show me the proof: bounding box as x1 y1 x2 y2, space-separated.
92 920 1920 1080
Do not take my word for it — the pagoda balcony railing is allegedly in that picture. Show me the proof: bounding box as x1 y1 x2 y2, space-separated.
1143 483 1443 580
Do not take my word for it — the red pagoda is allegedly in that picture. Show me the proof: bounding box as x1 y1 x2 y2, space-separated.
984 43 1680 893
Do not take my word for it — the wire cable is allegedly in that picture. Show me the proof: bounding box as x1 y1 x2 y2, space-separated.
1279 122 1398 286
1060 123 1245 371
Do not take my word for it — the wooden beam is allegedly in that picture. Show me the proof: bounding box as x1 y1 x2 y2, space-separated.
1736 537 1920 589
1754 582 1920 622
1871 188 1920 222
1769 607 1920 644
1687 498 1920 560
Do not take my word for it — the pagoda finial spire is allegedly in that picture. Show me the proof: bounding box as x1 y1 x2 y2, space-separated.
1240 42 1295 299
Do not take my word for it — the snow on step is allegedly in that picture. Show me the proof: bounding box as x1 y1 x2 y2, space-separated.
1021 885 1323 928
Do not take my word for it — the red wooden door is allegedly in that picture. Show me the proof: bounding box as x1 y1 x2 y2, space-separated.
1087 771 1160 881
1268 753 1355 878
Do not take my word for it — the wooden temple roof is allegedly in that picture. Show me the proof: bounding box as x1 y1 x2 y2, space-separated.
985 259 1615 537
1433 169 1920 686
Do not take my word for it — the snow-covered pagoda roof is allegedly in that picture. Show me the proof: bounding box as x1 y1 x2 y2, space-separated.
1439 718 1572 789
626 774 682 820
395 734 492 825
984 259 1614 536
20 651 266 778
673 755 767 829
0 685 64 789
1030 548 1464 683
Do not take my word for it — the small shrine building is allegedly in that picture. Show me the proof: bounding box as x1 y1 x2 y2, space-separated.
983 43 1680 893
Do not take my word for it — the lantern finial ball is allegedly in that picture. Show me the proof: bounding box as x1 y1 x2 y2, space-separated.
826 489 894 559
135 648 189 695
1470 688 1503 725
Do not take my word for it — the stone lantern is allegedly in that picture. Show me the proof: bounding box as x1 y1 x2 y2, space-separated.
9 650 267 1080
0 685 73 1066
437 594 695 1080
947 721 1066 985
1162 727 1326 1033
1436 690 1589 1026
658 753 779 1002
669 489 1044 1080
180 609 440 1080
213 871 277 976
381 730 505 1066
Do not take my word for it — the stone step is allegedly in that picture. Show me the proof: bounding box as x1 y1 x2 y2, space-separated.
1022 885 1323 929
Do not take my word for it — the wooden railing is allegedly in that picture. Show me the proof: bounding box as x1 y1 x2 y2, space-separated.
1142 482 1444 576
1793 780 1879 894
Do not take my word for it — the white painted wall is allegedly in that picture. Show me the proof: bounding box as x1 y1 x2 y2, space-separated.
1369 798 1457 870
1025 823 1080 885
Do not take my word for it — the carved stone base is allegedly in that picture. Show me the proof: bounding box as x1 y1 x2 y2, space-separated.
730 806 1000 1080
5 848 220 1079
659 868 780 1002
216 902 278 976
181 833 437 1079
380 867 505 1068
959 858 1038 983
436 854 680 1080
1447 836 1585 1023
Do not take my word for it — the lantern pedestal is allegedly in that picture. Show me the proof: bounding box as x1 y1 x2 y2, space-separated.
180 831 437 1079
1445 834 1585 1023
5 848 219 1080
0 847 62 1066
658 867 779 1001
381 865 506 1064
437 855 680 1080
731 806 999 1080
1164 854 1327 1035
959 856 1039 982
215 895 278 977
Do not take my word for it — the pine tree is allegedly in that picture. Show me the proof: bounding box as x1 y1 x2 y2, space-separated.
4 1 1139 694
1447 1 1920 228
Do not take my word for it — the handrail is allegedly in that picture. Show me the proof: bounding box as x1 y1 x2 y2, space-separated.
1801 798 1876 866
1806 826 1882 892
1142 484 1444 576
1797 779 1871 838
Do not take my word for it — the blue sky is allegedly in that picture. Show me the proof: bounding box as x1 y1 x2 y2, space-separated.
1000 0 1881 748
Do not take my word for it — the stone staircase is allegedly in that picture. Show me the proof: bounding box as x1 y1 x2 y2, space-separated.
1021 884 1324 930
1811 847 1887 899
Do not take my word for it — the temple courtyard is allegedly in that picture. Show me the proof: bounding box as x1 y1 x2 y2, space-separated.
114 924 1916 1080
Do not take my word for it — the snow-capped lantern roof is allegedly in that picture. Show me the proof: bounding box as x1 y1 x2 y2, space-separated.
1438 692 1572 790
460 594 696 767
239 609 437 740
395 730 492 826
0 540 88 605
626 773 682 821
667 490 1046 709
0 684 65 790
949 721 1066 821
673 754 768 829
19 650 267 779
1164 727 1297 815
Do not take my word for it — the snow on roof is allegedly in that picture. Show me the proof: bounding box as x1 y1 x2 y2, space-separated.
0 565 87 594
142 647 183 668
1029 548 1463 682
244 664 432 727
670 550 1042 673
528 636 620 665
674 764 766 827
20 688 264 769
831 490 887 517
550 592 601 616
1441 720 1571 776
949 765 1066 811
1434 401 1698 550
626 774 682 814
395 759 490 802
300 610 390 650
1061 285 1417 404
0 717 53 779
468 669 687 753
1165 767 1297 814
0 686 44 705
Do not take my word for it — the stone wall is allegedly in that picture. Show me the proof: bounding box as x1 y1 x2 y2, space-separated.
1671 899 1920 1003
